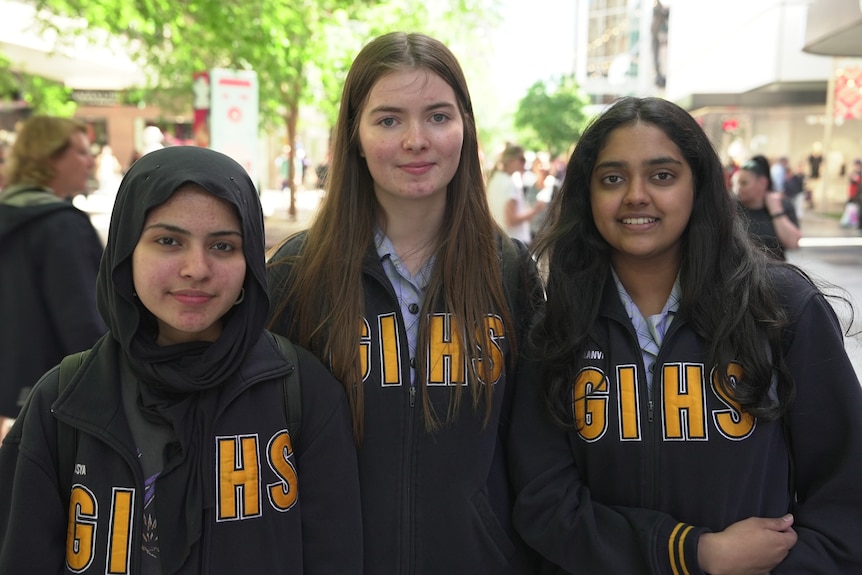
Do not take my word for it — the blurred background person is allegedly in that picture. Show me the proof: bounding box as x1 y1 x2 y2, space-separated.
141 124 165 156
736 154 802 261
0 143 7 191
0 116 106 441
783 160 808 219
524 154 558 241
848 158 861 202
770 155 789 194
94 144 122 194
487 142 543 244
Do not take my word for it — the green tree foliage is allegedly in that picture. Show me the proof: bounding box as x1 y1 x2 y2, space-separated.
0 56 76 117
18 0 503 210
312 0 502 135
514 74 589 157
30 0 370 215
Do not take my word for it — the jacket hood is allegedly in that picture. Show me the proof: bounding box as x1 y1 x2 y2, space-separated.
0 184 72 240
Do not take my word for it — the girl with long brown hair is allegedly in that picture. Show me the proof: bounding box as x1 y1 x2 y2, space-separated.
267 31 543 575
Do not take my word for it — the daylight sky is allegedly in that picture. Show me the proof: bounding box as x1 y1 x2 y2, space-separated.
490 0 578 105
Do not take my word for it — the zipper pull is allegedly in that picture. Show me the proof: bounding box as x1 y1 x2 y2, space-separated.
409 386 416 408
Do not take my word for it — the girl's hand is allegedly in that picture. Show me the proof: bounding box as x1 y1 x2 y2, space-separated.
697 515 797 575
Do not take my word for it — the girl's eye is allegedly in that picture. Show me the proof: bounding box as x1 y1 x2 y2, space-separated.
156 237 179 247
602 174 624 185
212 241 236 252
379 117 397 127
653 171 674 182
430 113 447 123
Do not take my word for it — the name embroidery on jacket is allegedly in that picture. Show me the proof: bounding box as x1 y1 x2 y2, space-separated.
360 312 506 387
572 361 755 442
65 429 297 573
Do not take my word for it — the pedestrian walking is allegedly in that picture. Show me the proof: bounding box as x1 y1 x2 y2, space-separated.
737 154 802 260
0 116 105 442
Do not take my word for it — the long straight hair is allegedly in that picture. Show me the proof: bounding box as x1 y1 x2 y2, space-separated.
268 32 513 440
531 96 795 427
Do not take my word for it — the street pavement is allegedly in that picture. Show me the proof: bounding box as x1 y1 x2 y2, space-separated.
80 187 862 378
786 213 862 379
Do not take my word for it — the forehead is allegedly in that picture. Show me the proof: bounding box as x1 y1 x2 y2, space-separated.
364 68 457 109
66 131 89 148
737 169 761 181
146 185 236 220
596 122 684 164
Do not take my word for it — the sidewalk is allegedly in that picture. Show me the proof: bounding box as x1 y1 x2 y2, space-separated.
795 208 862 247
261 188 322 249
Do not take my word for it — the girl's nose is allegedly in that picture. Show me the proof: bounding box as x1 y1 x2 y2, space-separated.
181 248 211 280
403 122 429 152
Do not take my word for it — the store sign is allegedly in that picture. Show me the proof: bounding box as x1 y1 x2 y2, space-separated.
209 68 259 186
71 90 119 106
834 66 862 120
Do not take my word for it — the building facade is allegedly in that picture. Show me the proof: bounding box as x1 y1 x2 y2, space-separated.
572 0 862 211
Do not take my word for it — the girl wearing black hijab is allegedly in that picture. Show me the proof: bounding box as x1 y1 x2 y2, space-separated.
0 146 362 574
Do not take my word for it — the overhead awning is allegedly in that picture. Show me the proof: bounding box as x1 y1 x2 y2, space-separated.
804 0 862 57
1 0 147 90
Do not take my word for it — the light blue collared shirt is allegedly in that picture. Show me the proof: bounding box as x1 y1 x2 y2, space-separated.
612 268 681 392
374 228 435 385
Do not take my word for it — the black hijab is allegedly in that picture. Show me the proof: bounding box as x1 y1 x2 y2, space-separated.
97 145 268 389
96 146 268 573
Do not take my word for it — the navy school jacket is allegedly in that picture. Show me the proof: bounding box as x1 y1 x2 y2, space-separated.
510 266 862 574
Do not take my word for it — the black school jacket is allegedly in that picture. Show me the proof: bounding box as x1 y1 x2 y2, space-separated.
0 332 363 575
268 233 546 575
510 266 862 574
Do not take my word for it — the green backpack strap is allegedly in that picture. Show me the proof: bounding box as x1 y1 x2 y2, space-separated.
272 334 302 447
57 350 89 494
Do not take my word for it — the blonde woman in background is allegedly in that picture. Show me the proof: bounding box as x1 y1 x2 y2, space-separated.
0 116 105 442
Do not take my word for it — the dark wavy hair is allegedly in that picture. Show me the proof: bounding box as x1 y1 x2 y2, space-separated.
530 96 795 428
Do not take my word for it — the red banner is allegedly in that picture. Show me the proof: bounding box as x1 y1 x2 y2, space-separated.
192 71 211 147
834 66 862 120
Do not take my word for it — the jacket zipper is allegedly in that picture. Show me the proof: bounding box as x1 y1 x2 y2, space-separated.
404 380 418 573
368 263 419 573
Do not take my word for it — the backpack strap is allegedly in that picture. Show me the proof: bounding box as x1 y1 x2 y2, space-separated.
272 334 302 447
499 234 521 320
57 350 89 494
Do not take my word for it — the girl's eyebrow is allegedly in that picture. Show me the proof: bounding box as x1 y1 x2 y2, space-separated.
367 101 457 115
594 156 684 170
142 223 242 238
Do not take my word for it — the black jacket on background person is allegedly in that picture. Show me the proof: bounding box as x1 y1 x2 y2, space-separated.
0 184 106 417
